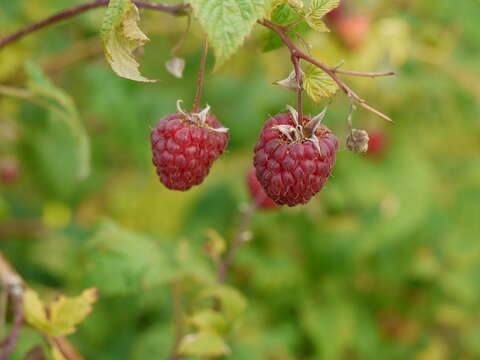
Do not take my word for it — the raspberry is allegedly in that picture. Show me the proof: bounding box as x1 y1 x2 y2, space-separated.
151 101 228 191
246 168 278 210
0 157 20 184
367 130 387 157
253 107 339 207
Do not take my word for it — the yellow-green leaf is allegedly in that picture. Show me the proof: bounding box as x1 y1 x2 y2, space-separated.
190 310 228 334
48 288 98 337
178 331 229 357
305 0 339 31
303 65 338 102
308 0 340 18
200 285 247 321
23 288 49 331
101 0 156 82
23 288 98 337
287 0 305 14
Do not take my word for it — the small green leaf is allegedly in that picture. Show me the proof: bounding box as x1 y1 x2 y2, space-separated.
263 3 309 52
101 0 156 82
178 331 229 357
26 63 90 180
190 310 228 334
201 285 247 321
189 0 271 70
303 65 338 102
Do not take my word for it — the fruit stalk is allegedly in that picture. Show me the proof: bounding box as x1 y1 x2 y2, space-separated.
193 38 209 113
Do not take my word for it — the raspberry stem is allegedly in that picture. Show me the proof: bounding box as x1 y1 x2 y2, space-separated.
291 55 304 125
193 38 209 113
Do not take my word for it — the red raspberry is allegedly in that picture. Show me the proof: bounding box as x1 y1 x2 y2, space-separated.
367 130 387 158
253 109 338 207
151 102 228 191
246 168 278 210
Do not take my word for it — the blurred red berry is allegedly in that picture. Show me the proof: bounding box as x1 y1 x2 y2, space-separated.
334 15 370 51
246 168 278 210
151 103 229 191
0 157 20 184
367 131 387 157
253 112 338 207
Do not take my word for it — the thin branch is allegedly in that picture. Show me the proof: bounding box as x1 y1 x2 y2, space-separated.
0 253 24 360
50 337 84 360
258 19 394 123
217 204 256 284
333 69 395 77
0 0 189 50
193 38 209 113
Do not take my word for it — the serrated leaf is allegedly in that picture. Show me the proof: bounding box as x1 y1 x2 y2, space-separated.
26 63 90 180
101 0 156 82
189 0 271 70
24 288 98 337
305 0 339 32
178 331 229 357
47 288 98 337
303 65 338 102
190 310 228 334
200 285 247 321
83 220 176 296
286 0 305 14
308 0 340 19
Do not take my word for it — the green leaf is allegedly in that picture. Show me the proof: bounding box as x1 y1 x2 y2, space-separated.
190 310 228 334
303 64 338 102
263 3 309 52
189 0 271 70
26 63 90 180
200 285 247 321
101 0 156 82
178 331 229 357
83 220 176 296
23 288 98 337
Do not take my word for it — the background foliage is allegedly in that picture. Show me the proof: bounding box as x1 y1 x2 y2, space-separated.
1 0 480 359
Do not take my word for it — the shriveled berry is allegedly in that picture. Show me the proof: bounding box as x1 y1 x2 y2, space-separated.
151 106 228 191
246 168 278 210
253 112 339 207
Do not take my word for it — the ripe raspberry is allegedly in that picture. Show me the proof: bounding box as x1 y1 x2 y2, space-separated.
253 107 339 207
246 168 278 210
151 101 228 191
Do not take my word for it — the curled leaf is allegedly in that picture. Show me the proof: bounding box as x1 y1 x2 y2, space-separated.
165 57 186 78
101 0 157 82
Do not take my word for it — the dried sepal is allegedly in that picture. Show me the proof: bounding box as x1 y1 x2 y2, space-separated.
165 57 186 78
273 69 303 92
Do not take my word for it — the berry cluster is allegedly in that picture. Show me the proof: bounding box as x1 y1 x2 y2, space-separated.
151 101 340 208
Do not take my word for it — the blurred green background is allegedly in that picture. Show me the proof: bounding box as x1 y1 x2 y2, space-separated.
1 0 480 359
